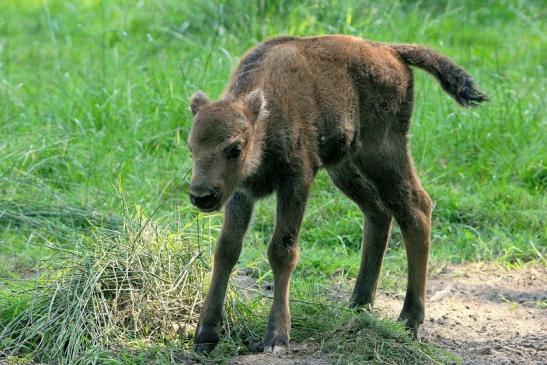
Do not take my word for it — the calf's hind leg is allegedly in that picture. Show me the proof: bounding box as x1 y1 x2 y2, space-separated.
358 149 432 337
328 162 393 308
396 183 431 337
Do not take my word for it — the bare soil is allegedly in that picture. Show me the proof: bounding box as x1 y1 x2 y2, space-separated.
382 262 547 365
232 262 547 364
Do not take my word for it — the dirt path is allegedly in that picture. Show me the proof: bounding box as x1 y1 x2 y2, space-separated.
232 262 547 364
381 262 546 364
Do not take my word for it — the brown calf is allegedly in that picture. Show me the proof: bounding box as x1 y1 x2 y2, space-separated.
188 35 487 354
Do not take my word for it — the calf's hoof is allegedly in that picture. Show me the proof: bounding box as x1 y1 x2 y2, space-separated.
397 310 423 339
349 290 374 310
263 328 289 355
193 324 220 353
349 298 373 311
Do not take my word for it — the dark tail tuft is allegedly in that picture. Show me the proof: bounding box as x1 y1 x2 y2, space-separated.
390 44 488 107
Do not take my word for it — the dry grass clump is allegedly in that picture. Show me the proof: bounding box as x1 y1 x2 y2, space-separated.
0 212 216 364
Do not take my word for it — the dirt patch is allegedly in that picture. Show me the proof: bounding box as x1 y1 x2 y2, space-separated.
377 262 547 365
230 352 330 365
231 262 546 364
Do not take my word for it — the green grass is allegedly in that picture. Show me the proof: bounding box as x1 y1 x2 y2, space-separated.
0 0 545 363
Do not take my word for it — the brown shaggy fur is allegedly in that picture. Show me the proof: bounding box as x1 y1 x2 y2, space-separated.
187 35 487 354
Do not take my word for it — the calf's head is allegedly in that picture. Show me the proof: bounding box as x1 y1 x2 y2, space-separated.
187 89 266 212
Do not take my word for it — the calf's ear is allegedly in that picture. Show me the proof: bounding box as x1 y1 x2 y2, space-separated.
190 91 209 116
244 88 267 123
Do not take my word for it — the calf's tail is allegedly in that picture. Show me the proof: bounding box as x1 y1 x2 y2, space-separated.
390 44 488 107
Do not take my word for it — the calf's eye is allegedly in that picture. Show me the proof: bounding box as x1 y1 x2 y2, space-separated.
226 144 242 159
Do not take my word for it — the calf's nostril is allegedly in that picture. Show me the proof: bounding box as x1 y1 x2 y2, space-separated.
189 193 198 205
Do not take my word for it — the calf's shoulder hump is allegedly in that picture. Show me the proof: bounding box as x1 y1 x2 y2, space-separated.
226 36 297 97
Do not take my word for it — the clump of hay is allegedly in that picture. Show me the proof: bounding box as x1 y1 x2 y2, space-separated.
1 212 216 363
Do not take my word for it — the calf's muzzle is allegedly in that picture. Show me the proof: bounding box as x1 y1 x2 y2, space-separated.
189 184 221 211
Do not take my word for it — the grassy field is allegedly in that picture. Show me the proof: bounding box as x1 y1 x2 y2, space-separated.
0 0 545 364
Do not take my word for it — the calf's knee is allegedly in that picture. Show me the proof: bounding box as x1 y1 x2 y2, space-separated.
268 232 299 272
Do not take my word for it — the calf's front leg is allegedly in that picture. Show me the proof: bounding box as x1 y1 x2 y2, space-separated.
263 183 309 355
194 192 254 352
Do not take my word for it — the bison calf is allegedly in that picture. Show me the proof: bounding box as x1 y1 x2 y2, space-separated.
188 35 486 354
